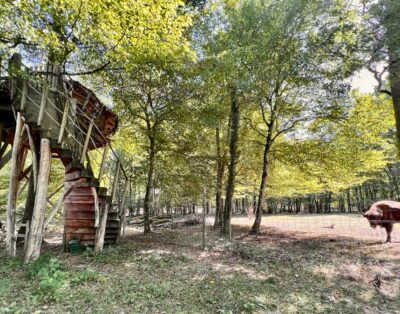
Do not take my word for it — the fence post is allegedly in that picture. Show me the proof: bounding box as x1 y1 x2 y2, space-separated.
6 112 24 257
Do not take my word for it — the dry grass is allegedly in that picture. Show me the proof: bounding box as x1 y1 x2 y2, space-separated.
0 214 399 313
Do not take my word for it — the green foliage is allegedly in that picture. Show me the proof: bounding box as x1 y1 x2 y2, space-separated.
27 254 67 302
71 268 104 286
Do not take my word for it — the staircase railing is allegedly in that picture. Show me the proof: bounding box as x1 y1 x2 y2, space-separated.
7 63 130 215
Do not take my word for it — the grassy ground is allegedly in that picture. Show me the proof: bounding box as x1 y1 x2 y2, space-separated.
1 216 400 313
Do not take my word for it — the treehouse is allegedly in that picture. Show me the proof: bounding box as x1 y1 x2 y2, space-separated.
0 54 130 261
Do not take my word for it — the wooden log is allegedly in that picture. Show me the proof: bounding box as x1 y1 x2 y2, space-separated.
25 138 51 262
24 124 38 189
18 164 32 181
91 186 100 227
6 112 24 256
94 204 109 253
80 119 94 163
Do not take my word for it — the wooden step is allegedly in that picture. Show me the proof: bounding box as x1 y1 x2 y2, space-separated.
65 219 119 228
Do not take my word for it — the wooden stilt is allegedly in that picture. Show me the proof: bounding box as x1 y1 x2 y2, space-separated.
94 203 109 253
6 112 24 257
25 124 38 188
25 138 51 262
91 186 100 227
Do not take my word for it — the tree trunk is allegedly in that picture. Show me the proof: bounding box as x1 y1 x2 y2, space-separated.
6 112 24 256
25 138 51 262
250 136 273 234
94 203 109 253
214 127 225 229
222 89 240 238
388 49 400 154
143 135 155 234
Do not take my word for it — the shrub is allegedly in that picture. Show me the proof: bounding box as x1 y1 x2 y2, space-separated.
27 254 67 302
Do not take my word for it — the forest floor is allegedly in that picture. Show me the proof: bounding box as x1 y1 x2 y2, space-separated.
0 214 400 313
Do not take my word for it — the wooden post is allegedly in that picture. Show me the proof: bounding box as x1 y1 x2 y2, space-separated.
6 112 24 257
37 84 48 126
119 179 129 238
94 203 109 253
25 138 51 262
98 142 109 182
80 119 94 163
58 99 71 144
91 186 100 227
24 124 38 189
111 161 120 203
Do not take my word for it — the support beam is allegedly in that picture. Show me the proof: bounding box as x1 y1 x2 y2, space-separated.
25 138 51 262
91 186 100 227
18 164 32 181
6 112 24 257
94 204 109 253
24 124 38 189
